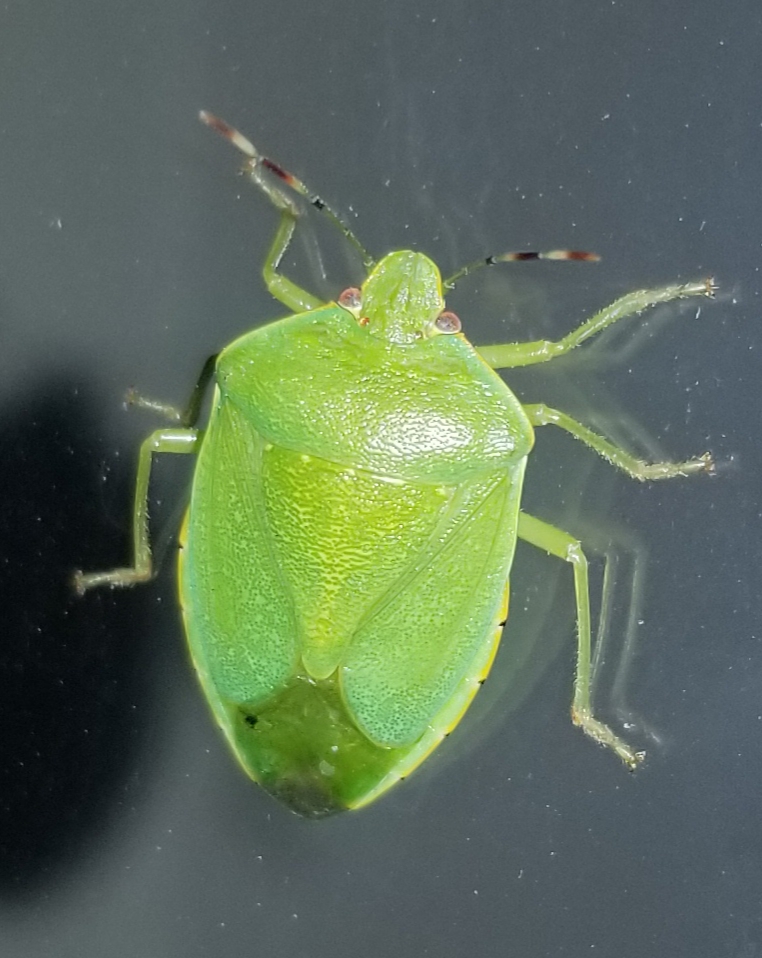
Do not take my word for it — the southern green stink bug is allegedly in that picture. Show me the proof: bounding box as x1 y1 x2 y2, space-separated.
75 113 716 818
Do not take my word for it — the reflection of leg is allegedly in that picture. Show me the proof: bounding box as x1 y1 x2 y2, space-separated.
125 353 219 427
73 428 200 593
517 511 643 768
575 516 659 749
525 404 713 480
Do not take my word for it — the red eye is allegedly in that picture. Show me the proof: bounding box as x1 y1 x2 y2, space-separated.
338 287 362 310
435 311 461 334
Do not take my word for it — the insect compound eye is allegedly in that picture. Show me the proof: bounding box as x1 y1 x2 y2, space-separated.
434 311 462 335
338 287 363 314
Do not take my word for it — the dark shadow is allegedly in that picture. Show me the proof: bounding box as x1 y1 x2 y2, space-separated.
0 375 155 895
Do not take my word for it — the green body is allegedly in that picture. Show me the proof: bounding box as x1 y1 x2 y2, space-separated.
179 257 533 816
75 116 715 817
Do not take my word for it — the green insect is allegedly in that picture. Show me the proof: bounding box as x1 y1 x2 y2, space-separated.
75 112 715 818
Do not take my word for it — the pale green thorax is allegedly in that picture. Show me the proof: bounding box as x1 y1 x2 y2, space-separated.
360 250 445 344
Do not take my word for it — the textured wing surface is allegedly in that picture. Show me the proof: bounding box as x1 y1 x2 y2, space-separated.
181 397 298 706
341 465 524 748
259 444 454 681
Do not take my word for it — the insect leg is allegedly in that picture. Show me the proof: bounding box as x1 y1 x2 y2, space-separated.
523 404 713 480
200 112 372 312
517 511 643 768
477 279 715 369
73 428 199 594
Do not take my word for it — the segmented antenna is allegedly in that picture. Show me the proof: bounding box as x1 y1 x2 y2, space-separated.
444 248 600 290
199 111 374 269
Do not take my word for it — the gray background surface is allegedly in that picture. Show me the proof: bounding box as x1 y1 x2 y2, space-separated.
1 2 760 957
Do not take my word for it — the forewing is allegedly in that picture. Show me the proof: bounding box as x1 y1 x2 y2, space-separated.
341 465 524 748
180 397 299 707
